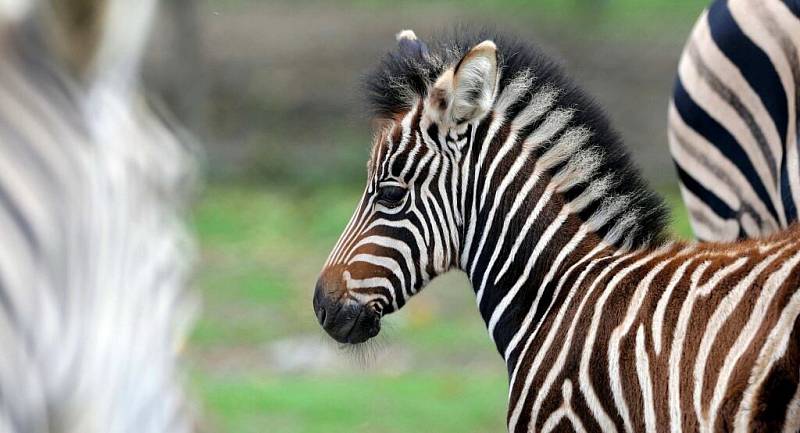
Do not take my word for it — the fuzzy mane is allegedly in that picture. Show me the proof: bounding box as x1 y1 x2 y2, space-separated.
363 29 671 249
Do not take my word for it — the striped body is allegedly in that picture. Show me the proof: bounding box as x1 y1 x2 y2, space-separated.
315 30 800 432
669 0 800 241
505 232 800 432
0 2 196 432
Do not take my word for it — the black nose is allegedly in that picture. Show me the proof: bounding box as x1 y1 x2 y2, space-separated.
313 279 381 344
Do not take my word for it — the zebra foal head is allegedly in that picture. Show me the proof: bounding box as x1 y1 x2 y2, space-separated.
314 30 499 344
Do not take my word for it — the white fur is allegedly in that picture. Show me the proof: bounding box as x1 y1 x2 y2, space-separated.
395 29 417 41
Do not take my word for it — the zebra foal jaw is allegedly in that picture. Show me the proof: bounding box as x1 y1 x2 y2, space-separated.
315 29 800 432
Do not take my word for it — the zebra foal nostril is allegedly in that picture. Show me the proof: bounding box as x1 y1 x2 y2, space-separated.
367 300 383 316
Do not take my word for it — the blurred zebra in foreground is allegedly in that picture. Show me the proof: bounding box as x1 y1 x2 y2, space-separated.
314 29 800 432
669 0 800 241
0 0 197 432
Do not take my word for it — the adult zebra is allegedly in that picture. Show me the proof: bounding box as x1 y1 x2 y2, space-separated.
669 0 800 241
314 30 800 432
0 0 197 432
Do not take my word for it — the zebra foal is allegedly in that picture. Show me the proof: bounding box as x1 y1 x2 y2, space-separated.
314 29 800 432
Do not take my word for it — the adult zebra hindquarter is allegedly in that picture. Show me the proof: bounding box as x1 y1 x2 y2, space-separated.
314 29 800 432
669 0 800 241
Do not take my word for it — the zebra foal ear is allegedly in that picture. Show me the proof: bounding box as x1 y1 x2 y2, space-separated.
396 29 428 58
429 40 498 125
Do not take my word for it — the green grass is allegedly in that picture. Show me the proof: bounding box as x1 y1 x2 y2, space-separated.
662 187 693 240
197 373 508 433
188 182 692 432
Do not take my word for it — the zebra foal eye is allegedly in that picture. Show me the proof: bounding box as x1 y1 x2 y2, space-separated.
376 184 407 207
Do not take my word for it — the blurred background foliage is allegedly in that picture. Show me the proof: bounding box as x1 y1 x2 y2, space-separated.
145 0 704 431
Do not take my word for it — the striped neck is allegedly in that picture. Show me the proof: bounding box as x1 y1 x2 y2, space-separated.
455 73 669 370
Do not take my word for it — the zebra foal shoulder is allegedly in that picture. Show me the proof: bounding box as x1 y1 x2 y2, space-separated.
0 1 197 432
669 0 800 241
314 28 800 432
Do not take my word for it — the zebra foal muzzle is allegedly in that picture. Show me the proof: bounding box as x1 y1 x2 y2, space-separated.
313 270 382 344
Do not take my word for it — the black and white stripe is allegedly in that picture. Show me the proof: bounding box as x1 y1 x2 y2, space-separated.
669 0 800 241
0 1 196 432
